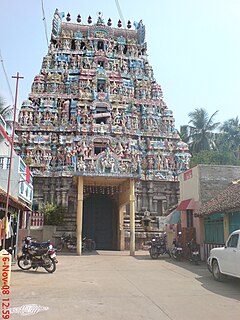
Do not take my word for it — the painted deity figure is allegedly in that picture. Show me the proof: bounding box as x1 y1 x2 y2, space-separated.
77 157 86 172
87 159 94 172
76 109 82 129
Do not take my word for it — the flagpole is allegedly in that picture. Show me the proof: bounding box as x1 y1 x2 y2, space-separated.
3 72 24 249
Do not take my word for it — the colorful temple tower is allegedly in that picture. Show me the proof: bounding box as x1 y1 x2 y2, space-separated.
15 10 190 254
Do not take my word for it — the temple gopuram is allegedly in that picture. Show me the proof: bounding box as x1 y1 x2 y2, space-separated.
15 9 190 254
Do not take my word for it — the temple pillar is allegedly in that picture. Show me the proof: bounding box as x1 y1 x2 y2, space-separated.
129 179 135 256
76 176 83 255
62 190 68 207
148 194 153 212
137 193 141 213
50 191 54 204
119 205 125 250
56 191 61 205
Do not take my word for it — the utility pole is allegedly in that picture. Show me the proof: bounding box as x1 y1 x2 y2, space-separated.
3 72 24 249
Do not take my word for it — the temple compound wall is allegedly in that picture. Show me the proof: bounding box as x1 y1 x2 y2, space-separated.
15 10 190 250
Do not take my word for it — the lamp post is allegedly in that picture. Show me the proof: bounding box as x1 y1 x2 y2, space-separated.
3 72 23 249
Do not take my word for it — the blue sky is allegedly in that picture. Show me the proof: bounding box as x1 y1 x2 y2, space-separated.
0 0 239 129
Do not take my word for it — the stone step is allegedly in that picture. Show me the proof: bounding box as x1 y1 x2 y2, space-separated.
59 222 76 226
56 226 76 232
63 219 76 223
64 215 76 219
124 220 143 223
124 228 145 232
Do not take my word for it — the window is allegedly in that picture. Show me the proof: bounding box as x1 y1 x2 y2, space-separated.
97 40 104 50
71 40 75 50
80 41 86 50
19 159 26 173
20 182 24 194
227 234 239 248
32 201 39 211
98 60 104 68
95 108 109 124
97 79 106 92
96 117 107 124
0 157 4 169
94 140 108 155
186 209 193 228
6 157 10 170
157 200 163 216
0 157 10 170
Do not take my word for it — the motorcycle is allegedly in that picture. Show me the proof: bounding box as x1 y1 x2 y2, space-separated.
56 234 76 252
56 234 96 253
149 233 170 259
187 239 200 265
82 237 96 252
17 236 57 273
170 232 183 261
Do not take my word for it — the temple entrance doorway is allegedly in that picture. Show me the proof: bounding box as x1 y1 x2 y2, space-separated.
75 176 135 256
83 194 118 250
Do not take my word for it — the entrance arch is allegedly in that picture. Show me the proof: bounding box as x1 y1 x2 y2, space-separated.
76 176 135 255
83 194 118 250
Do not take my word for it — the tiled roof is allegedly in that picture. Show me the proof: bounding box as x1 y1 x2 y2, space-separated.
195 180 240 216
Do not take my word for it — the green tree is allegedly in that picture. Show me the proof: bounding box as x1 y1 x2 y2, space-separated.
179 125 190 144
187 108 220 153
219 116 240 159
190 150 240 167
42 203 65 226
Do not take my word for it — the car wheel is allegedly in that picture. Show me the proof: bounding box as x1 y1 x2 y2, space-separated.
212 260 226 282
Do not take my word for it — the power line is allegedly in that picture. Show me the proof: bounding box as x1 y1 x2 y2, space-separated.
0 49 14 105
40 0 49 47
115 0 126 28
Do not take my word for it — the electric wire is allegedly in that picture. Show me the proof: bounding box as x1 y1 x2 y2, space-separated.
0 49 14 105
115 0 126 28
40 0 49 47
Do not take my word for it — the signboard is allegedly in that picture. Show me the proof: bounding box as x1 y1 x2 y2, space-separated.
184 169 192 181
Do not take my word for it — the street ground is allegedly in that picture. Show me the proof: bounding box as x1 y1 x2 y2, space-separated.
6 251 240 320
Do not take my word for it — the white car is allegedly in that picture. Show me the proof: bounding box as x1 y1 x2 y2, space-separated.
207 229 240 281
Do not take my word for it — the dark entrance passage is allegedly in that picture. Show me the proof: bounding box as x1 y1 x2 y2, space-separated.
83 194 118 250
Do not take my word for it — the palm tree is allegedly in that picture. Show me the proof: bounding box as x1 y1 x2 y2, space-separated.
0 96 13 130
179 125 190 144
187 108 220 153
220 116 240 159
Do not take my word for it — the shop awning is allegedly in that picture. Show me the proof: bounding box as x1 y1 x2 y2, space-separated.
177 199 196 211
165 210 181 224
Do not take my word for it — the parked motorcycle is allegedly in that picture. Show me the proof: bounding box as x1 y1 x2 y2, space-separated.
82 237 96 252
18 236 57 273
56 234 76 252
56 234 96 253
170 232 183 261
149 233 170 259
187 238 200 265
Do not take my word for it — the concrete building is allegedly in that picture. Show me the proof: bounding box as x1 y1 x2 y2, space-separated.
0 114 33 254
174 164 240 260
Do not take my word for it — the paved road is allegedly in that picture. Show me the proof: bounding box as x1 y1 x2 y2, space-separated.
7 251 240 319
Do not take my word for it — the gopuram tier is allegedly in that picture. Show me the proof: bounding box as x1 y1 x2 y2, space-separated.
15 10 190 248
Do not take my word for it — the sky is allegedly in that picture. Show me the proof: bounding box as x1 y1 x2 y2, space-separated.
0 0 240 130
